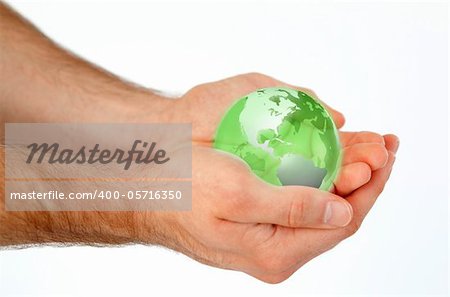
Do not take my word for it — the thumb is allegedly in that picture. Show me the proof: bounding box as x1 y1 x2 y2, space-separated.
229 185 353 229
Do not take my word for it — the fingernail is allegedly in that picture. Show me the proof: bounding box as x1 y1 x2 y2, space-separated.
324 201 352 227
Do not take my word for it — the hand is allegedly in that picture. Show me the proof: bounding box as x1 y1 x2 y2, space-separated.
145 73 399 283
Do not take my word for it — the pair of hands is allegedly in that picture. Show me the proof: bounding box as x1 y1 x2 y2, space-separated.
141 73 398 283
0 3 397 283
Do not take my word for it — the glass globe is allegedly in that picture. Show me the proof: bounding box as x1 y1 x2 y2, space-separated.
214 87 342 191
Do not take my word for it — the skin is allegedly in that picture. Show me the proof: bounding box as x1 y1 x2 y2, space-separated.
0 2 398 283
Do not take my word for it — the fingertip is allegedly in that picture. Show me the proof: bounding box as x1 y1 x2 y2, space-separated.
344 142 389 170
334 112 346 129
383 134 400 154
372 143 389 169
351 161 372 183
335 162 372 196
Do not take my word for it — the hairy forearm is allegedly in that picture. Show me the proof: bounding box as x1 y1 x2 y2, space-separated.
0 2 178 247
0 143 170 247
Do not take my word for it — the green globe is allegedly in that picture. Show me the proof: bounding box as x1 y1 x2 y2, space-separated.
213 87 342 191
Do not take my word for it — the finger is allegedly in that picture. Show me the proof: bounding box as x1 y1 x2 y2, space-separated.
276 150 396 257
383 134 400 154
255 138 398 270
342 142 389 170
344 151 396 226
333 162 372 196
340 131 385 147
221 184 353 229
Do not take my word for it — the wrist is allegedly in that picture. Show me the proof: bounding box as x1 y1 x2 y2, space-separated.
135 211 189 253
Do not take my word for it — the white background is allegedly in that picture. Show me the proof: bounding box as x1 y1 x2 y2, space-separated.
0 0 448 296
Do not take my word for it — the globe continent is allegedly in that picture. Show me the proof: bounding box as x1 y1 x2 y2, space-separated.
213 87 341 191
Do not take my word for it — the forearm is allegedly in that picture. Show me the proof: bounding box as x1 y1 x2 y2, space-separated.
0 2 174 126
0 3 177 247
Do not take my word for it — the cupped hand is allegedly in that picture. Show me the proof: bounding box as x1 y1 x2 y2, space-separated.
176 72 390 195
150 73 398 283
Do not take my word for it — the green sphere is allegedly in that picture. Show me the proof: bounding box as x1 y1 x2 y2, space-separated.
213 87 342 191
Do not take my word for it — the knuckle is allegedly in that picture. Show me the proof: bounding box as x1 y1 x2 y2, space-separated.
287 199 306 227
